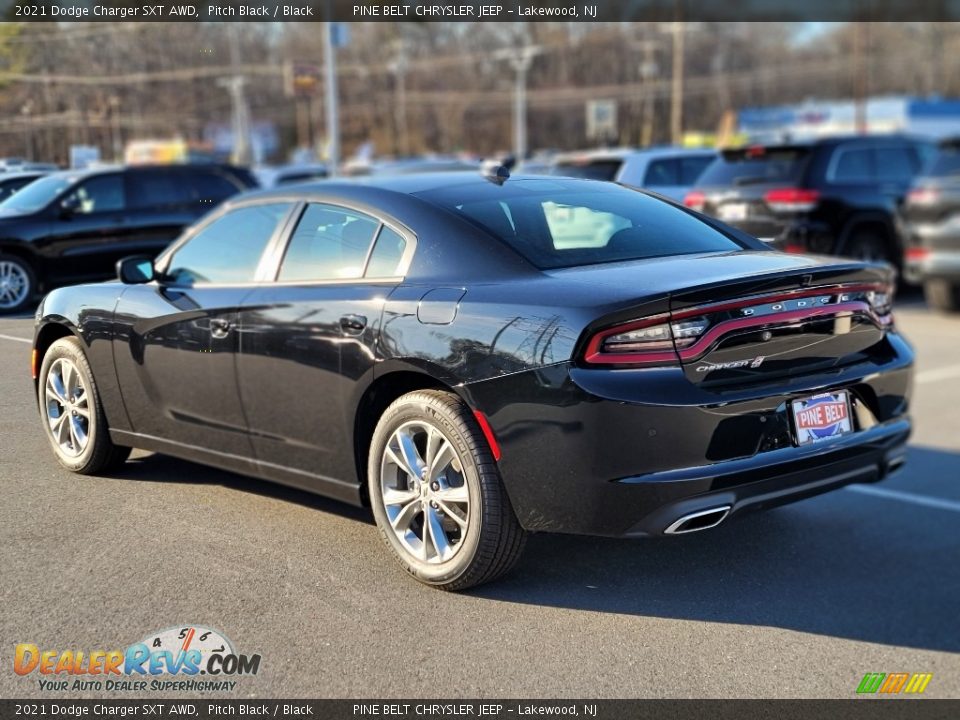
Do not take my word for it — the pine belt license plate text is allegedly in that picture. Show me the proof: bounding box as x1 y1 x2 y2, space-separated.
717 203 748 221
791 391 853 445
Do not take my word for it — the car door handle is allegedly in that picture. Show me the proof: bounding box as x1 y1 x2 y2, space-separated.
340 314 367 335
210 318 231 339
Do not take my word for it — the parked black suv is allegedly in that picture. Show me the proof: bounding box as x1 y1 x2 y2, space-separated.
684 135 934 268
900 138 960 311
0 164 257 313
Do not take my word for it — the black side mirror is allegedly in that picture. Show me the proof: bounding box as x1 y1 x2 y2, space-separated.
117 255 155 284
59 195 80 218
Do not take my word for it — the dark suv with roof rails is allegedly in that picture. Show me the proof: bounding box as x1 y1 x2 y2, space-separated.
0 163 257 314
684 135 934 271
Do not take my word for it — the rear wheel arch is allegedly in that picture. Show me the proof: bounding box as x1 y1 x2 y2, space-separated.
353 370 463 504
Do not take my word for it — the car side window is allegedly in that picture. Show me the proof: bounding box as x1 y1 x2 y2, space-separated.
365 226 408 277
874 146 919 182
679 156 714 185
643 159 679 186
278 203 380 282
187 172 242 205
62 175 125 214
831 147 874 183
165 202 292 285
127 172 191 210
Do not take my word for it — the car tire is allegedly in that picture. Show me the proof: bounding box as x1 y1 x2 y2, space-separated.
844 231 895 266
38 337 131 474
924 279 960 313
368 389 526 591
0 252 37 314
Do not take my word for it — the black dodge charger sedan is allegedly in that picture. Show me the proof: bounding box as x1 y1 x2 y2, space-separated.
32 173 913 590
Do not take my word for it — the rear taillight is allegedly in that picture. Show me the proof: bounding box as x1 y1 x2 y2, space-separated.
763 188 820 213
906 247 930 261
862 284 896 326
907 187 939 205
584 316 709 365
683 191 706 212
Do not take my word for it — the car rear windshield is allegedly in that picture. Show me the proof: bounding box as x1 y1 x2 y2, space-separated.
696 146 811 187
551 159 624 182
421 179 745 270
926 145 960 177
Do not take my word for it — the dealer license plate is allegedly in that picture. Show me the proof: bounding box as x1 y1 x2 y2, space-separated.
791 391 853 445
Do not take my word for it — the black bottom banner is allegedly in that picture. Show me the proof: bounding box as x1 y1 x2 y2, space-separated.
3 700 960 720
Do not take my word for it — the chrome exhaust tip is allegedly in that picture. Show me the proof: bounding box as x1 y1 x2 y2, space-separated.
886 454 907 474
664 505 732 535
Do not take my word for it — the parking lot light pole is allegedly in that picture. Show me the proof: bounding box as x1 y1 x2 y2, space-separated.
388 40 409 157
507 45 541 162
324 21 340 177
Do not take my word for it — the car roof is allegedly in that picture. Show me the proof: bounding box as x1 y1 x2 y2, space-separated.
553 146 716 163
42 163 246 183
0 170 47 181
241 172 609 201
735 134 930 151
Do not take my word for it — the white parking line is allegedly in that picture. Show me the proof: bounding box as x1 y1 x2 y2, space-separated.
0 333 30 344
846 484 960 513
915 363 960 385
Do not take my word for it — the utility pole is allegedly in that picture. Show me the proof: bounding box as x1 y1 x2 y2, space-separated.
20 102 33 160
852 21 869 134
669 20 685 146
388 39 409 157
324 21 340 177
632 38 660 147
219 24 252 165
503 44 541 162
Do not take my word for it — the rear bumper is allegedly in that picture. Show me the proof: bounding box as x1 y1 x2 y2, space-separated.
905 250 960 283
902 218 960 283
616 418 909 537
464 333 913 537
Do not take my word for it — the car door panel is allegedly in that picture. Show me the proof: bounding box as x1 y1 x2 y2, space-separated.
236 284 388 489
111 200 296 460
113 284 255 458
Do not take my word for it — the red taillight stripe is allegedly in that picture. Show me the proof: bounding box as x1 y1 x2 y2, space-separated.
670 283 888 322
473 410 502 462
582 312 674 365
676 302 889 362
906 247 930 261
582 283 893 367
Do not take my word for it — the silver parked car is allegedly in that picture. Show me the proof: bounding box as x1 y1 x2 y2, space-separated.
550 147 717 202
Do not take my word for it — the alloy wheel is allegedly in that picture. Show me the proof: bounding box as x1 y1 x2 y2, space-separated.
379 420 470 564
44 357 91 457
0 259 30 310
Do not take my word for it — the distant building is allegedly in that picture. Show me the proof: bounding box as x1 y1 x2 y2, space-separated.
738 96 960 143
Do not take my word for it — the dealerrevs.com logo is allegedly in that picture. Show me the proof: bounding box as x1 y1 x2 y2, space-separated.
14 625 261 692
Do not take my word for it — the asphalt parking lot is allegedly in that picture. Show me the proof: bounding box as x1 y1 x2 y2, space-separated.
1 294 958 699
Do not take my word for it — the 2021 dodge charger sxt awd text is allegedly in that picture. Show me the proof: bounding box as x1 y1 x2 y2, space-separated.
33 173 913 590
